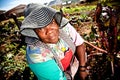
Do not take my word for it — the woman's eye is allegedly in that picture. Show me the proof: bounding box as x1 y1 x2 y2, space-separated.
38 28 45 32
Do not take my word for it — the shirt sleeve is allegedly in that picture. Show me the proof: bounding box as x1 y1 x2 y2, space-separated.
62 23 84 46
29 59 66 80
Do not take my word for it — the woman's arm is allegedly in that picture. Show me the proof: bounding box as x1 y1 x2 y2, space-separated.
76 43 86 67
76 43 88 80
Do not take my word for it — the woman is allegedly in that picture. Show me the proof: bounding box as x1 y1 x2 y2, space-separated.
20 3 87 80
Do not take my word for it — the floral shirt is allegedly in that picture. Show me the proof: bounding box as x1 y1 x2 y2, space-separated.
26 23 84 64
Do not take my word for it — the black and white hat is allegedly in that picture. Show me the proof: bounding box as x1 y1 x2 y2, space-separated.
20 3 69 38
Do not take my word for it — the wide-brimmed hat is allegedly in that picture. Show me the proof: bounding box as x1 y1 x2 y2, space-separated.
20 3 69 38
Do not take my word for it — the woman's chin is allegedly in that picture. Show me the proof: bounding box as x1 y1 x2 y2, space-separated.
49 39 59 44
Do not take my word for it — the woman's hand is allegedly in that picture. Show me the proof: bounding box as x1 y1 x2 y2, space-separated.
79 65 88 80
79 68 88 80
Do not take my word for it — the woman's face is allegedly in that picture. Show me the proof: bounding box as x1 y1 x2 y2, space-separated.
34 19 59 44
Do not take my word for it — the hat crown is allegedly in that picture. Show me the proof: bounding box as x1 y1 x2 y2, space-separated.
29 6 56 27
24 3 41 17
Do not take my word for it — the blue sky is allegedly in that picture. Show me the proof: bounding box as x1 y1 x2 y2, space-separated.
0 0 53 11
